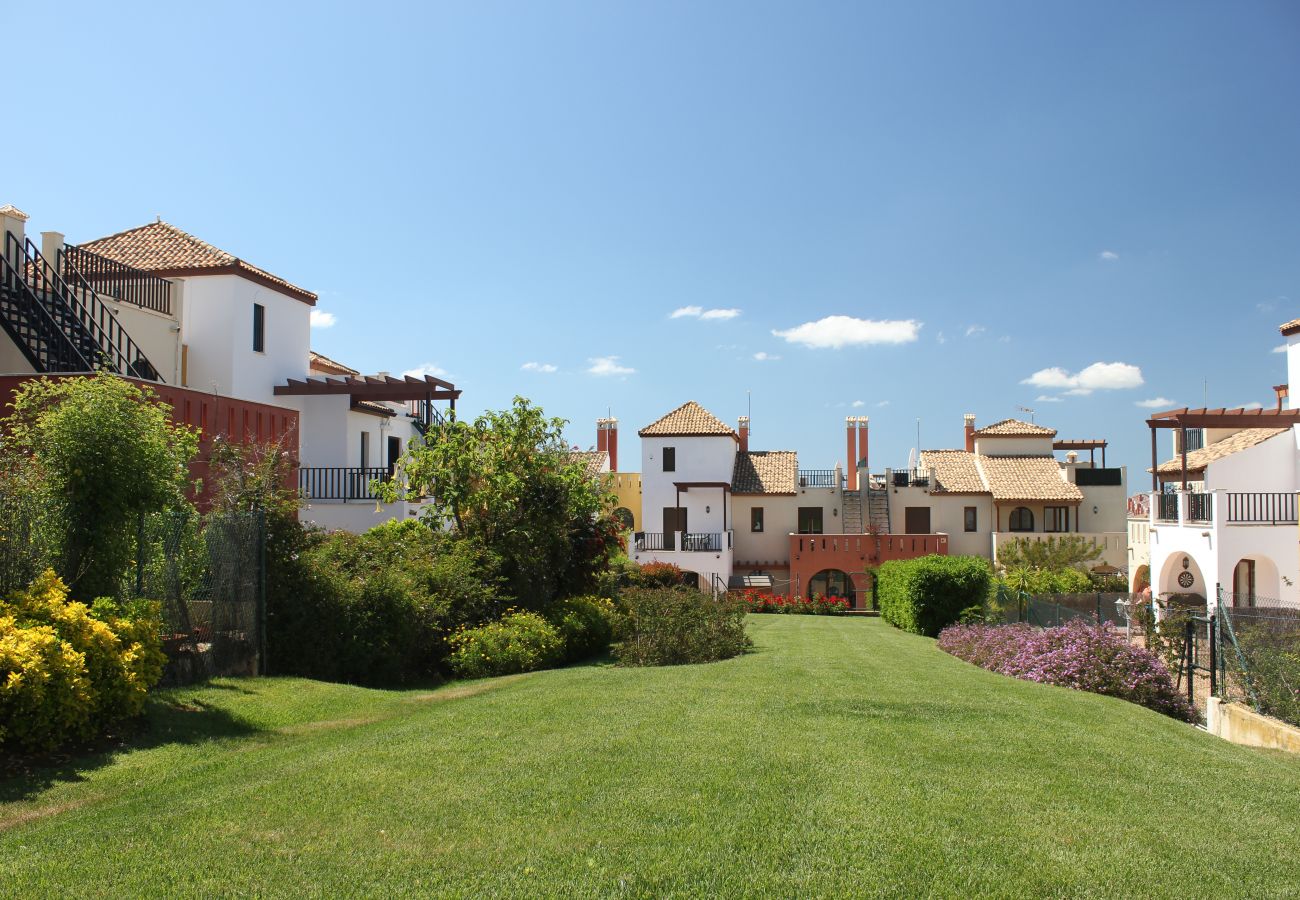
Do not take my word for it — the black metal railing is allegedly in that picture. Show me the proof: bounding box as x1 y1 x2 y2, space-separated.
60 244 173 315
889 467 931 488
1155 493 1180 522
633 531 670 551
1 235 96 373
1187 492 1213 523
797 469 839 488
1225 492 1298 525
3 233 161 381
682 532 722 552
298 466 390 501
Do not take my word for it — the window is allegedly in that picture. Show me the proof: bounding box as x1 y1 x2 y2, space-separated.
252 303 265 352
1008 507 1034 532
360 432 370 469
1044 506 1069 533
904 506 931 535
963 506 977 533
662 447 676 472
797 506 823 534
751 506 764 532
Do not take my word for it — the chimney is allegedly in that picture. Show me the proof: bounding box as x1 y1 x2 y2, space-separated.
738 415 750 453
856 416 869 473
964 414 976 453
597 417 619 471
1274 384 1289 411
845 417 858 491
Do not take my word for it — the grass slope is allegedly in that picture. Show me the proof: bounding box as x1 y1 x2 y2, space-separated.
3 617 1299 897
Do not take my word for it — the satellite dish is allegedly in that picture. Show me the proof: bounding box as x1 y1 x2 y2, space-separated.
908 447 917 471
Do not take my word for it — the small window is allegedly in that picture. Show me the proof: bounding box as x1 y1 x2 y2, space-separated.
1009 507 1034 532
360 432 370 470
964 506 977 532
252 303 265 352
751 507 764 532
798 506 823 534
1044 506 1069 533
663 447 676 472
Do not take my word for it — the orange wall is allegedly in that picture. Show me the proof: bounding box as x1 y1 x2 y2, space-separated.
788 532 949 605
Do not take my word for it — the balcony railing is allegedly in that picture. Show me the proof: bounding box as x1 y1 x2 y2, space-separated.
1155 494 1180 522
887 467 931 488
1225 492 1298 525
632 531 730 552
299 466 390 501
1187 492 1213 524
60 244 173 315
797 469 840 488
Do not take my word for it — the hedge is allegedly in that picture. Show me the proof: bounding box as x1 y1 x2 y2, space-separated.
878 555 991 637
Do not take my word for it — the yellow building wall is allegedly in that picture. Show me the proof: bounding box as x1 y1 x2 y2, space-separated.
608 472 643 531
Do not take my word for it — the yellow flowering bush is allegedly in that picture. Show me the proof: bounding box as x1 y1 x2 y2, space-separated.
447 610 563 679
0 570 165 751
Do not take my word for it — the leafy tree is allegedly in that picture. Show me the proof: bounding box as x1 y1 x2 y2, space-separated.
378 397 619 606
1 374 198 600
996 536 1103 573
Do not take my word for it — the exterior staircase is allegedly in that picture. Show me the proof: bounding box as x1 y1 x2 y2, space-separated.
866 481 892 533
841 490 863 533
0 232 160 380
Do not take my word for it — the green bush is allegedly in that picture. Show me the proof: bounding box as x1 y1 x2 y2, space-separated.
447 611 563 678
0 570 165 752
614 588 751 667
546 596 621 663
878 555 992 637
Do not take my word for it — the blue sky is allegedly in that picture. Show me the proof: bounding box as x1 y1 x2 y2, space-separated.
9 1 1299 476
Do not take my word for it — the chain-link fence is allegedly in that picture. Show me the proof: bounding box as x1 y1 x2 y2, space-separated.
1217 591 1300 729
993 586 1134 628
136 510 266 684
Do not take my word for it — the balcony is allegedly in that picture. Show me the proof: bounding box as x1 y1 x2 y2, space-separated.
797 469 842 489
633 531 733 553
299 466 390 501
1150 491 1298 528
885 467 932 488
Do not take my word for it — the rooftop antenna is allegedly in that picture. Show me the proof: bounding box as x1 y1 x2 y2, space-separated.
916 417 921 452
1203 379 1207 409
1017 405 1035 423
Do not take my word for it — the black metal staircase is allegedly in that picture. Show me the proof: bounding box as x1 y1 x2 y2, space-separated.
0 232 160 381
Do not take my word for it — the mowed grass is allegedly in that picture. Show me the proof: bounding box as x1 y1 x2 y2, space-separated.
3 617 1299 898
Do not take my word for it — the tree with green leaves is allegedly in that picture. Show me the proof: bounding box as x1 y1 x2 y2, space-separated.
1 373 198 600
377 397 620 606
996 535 1103 573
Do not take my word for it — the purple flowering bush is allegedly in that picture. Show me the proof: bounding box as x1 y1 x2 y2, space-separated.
938 620 1197 722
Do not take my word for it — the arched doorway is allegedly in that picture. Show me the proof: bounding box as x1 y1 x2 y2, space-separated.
1131 564 1150 595
1230 555 1280 607
1157 553 1207 607
808 568 853 606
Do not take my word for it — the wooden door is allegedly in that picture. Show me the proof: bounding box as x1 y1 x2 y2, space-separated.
662 507 686 550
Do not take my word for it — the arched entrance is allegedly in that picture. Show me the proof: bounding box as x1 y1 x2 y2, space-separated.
1230 555 1280 607
808 568 853 606
1157 553 1207 606
1131 564 1150 595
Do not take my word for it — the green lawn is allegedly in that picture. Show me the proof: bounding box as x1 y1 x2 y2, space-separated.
3 616 1299 897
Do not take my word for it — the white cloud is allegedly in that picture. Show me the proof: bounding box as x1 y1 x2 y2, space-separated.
851 400 866 408
587 356 635 377
1239 401 1264 411
965 324 986 338
1099 250 1119 262
310 310 337 329
1135 397 1176 409
1021 361 1144 395
672 306 741 321
403 363 449 379
998 335 1012 344
1036 395 1064 403
1274 344 1287 354
772 316 921 350
521 362 558 373
876 400 890 408
936 332 948 345
753 351 780 361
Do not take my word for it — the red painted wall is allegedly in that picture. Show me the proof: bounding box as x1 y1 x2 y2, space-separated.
0 375 300 510
788 532 949 608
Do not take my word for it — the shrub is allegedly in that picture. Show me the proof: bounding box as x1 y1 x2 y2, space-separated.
0 570 165 751
938 621 1196 722
878 555 992 637
736 590 849 615
1233 621 1300 728
628 562 688 589
546 596 621 663
447 611 563 679
614 588 751 667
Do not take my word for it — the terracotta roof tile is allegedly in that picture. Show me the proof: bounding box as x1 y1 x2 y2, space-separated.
309 350 358 376
977 455 1082 502
1154 428 1289 475
80 220 317 304
567 450 610 478
732 451 797 494
638 401 736 438
973 418 1057 438
1280 318 1300 337
919 450 986 493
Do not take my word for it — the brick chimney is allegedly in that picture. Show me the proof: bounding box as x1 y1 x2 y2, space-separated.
856 416 869 473
845 417 858 491
738 415 750 453
597 417 619 471
964 414 976 453
1274 384 1289 411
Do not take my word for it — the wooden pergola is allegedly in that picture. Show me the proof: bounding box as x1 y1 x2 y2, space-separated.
1145 406 1300 491
273 373 460 414
1053 439 1108 467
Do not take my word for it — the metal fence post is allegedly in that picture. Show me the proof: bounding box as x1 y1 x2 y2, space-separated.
257 509 267 676
1208 614 1217 698
1184 618 1195 708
